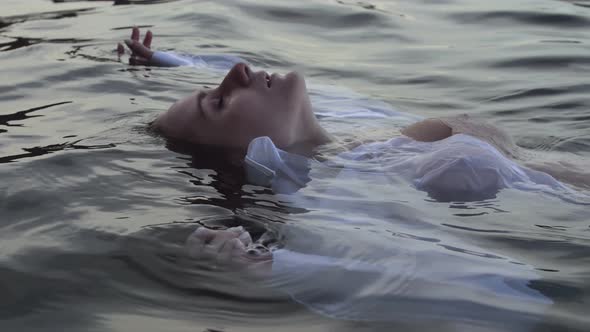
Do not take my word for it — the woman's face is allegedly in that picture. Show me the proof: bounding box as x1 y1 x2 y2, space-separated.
154 63 323 150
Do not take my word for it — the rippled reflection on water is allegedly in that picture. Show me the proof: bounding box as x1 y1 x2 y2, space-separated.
1 0 590 331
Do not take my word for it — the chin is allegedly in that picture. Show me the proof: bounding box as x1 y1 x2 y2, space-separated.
286 71 306 87
283 71 308 99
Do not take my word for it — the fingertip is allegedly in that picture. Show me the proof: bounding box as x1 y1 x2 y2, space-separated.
222 238 244 259
232 238 246 251
238 231 252 246
117 43 125 55
144 30 153 48
227 226 244 233
194 227 214 239
131 26 140 41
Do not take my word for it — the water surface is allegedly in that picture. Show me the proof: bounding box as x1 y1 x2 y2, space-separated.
1 0 590 331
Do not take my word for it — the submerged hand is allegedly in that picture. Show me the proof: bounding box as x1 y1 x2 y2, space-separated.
117 26 154 65
185 226 273 274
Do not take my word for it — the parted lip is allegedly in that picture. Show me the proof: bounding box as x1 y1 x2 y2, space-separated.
241 64 272 89
243 65 274 89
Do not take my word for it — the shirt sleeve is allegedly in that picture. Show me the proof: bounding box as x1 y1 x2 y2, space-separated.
150 51 200 67
150 51 245 71
268 248 550 324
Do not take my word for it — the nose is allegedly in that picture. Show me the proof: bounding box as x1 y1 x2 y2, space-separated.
219 62 250 93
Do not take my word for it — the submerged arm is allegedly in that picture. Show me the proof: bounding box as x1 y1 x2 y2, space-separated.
525 160 590 190
185 227 406 277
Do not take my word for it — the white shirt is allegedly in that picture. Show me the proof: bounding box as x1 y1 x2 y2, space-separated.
244 135 558 328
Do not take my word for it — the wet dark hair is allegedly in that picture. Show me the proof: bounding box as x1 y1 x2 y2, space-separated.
161 135 263 213
165 137 246 185
148 120 246 179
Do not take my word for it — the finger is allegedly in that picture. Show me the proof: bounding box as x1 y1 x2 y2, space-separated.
117 43 125 57
209 231 239 253
232 237 247 252
143 30 152 48
186 228 217 258
131 26 140 42
124 39 141 55
191 228 217 244
226 226 252 245
224 226 253 246
124 39 135 54
238 231 252 246
218 237 241 264
220 238 249 266
125 39 153 59
227 226 244 234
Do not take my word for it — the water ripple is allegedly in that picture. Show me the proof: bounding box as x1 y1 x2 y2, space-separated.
491 55 590 70
2 0 590 330
450 10 590 28
0 101 71 130
239 3 393 29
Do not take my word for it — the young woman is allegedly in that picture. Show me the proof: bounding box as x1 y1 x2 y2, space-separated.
119 27 585 326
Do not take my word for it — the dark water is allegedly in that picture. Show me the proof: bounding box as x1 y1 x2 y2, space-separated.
1 0 590 331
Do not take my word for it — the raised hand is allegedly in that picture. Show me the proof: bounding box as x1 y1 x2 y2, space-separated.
117 26 154 65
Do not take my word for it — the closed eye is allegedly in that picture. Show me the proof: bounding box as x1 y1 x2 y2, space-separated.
217 95 224 109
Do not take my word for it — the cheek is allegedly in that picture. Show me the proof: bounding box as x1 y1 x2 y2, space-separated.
224 100 283 139
228 93 272 123
227 104 273 133
224 89 305 147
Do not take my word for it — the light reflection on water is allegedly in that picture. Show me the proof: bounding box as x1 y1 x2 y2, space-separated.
1 0 590 331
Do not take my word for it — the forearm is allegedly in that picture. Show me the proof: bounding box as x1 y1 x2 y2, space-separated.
525 160 590 190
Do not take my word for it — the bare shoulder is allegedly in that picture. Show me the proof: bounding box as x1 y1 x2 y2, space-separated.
400 118 453 142
402 114 519 159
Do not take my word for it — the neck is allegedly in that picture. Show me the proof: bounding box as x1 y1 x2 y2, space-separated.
284 125 333 157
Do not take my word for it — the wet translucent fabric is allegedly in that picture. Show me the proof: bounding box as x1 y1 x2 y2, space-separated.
337 134 571 201
245 133 570 200
269 245 550 325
